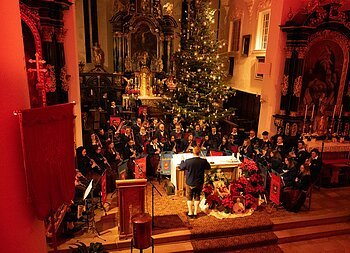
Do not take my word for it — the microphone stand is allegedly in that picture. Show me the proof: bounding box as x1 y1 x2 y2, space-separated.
147 177 162 229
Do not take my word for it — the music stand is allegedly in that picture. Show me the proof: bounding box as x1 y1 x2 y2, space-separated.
83 178 108 240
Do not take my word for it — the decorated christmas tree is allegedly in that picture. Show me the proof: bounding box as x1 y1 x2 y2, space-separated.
161 0 234 122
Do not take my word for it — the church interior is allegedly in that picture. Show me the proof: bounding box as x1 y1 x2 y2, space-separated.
1 0 350 252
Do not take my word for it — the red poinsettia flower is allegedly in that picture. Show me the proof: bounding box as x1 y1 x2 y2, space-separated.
206 194 222 208
222 196 234 209
249 173 263 184
203 184 214 196
245 194 258 210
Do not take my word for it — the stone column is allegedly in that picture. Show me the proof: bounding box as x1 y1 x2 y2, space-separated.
64 0 83 147
0 1 47 253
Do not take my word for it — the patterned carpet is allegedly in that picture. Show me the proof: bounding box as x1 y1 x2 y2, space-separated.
189 211 274 238
146 180 283 252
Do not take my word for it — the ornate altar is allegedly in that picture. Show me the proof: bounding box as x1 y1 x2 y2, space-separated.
110 0 177 106
274 0 350 139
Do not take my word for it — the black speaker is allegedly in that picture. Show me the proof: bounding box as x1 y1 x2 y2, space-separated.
163 180 175 195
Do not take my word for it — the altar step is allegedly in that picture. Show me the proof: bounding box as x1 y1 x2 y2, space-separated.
276 221 350 244
107 211 350 253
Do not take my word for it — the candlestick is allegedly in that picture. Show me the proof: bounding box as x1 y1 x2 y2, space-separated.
332 105 337 119
339 104 343 119
304 104 308 120
311 105 315 121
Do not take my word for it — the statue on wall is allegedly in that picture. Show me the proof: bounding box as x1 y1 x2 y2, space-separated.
163 2 173 16
156 57 163 72
125 55 132 72
139 51 149 66
92 43 105 67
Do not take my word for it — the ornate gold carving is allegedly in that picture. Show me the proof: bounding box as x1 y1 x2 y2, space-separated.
55 27 67 43
284 47 293 58
296 47 307 59
41 26 54 42
44 64 56 92
281 75 289 96
20 3 43 58
293 76 302 97
309 6 327 26
60 66 70 92
163 2 173 16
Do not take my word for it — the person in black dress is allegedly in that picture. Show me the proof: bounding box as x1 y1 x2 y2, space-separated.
179 146 211 218
283 164 311 212
146 136 161 177
218 135 232 156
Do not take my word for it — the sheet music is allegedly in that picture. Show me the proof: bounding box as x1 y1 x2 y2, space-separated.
83 179 93 200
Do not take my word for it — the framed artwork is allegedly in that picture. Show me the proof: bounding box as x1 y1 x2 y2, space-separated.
242 35 251 56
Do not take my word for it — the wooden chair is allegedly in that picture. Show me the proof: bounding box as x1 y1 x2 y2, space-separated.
210 150 223 156
303 185 313 211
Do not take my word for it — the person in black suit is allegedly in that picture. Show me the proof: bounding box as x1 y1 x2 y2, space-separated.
179 146 211 218
209 126 221 150
259 131 272 151
239 139 254 159
155 123 168 149
248 129 260 149
295 141 310 165
274 135 288 158
307 148 322 183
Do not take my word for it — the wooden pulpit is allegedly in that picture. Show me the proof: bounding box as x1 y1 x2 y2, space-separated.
115 179 147 238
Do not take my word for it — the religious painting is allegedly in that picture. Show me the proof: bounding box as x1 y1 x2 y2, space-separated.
131 23 158 68
301 40 343 115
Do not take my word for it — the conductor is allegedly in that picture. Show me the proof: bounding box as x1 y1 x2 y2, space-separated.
178 146 210 218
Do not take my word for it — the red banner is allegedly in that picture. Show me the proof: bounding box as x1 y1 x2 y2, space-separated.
19 103 75 219
101 173 107 204
134 157 147 179
270 173 282 205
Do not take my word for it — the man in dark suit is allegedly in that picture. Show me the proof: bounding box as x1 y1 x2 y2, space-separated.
259 131 272 150
179 146 211 218
249 129 260 149
307 148 322 183
296 141 309 165
209 126 221 150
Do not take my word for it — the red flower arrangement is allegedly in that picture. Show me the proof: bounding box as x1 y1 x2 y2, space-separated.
203 160 265 213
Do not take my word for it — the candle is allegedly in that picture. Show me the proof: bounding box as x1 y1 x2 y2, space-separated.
339 104 343 119
332 105 337 119
311 105 315 121
304 104 308 120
